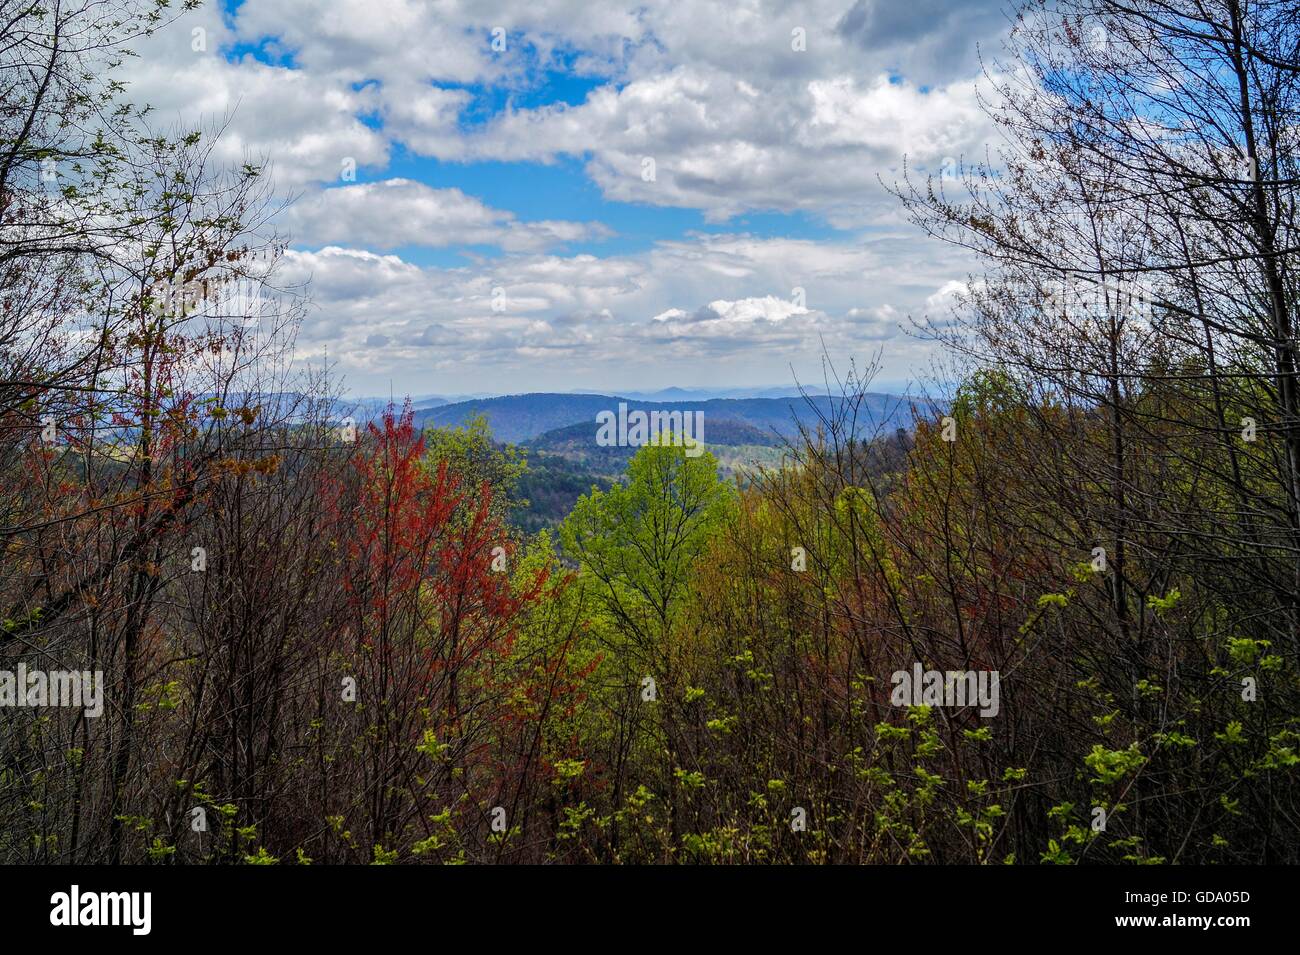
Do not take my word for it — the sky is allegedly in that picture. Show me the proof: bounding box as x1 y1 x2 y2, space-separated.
123 0 1006 397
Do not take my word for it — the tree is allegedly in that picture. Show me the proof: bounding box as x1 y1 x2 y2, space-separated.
559 439 733 852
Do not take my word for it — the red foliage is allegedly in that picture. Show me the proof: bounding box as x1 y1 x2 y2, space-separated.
342 403 459 623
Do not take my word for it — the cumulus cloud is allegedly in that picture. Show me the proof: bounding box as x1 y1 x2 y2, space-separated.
398 65 996 224
111 1 1002 390
282 179 610 251
122 8 388 187
674 297 809 326
924 279 984 315
272 231 968 392
835 0 1008 79
124 1 1002 208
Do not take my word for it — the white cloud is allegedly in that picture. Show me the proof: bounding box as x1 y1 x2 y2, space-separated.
123 1 1002 213
108 1 1005 391
121 8 388 188
802 76 987 157
925 279 975 313
390 64 996 224
282 179 609 251
273 231 968 392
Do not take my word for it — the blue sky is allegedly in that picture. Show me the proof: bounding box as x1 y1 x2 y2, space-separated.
125 0 1006 396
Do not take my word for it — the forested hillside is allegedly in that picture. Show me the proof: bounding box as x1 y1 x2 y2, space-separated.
415 391 921 444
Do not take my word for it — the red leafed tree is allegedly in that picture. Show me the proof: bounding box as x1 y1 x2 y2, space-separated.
324 403 551 855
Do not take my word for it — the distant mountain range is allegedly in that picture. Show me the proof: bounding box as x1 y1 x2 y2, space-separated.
339 388 939 527
364 385 833 406
410 391 931 446
609 385 830 402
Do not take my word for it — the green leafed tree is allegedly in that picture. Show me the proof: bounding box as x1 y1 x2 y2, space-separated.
559 439 734 845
